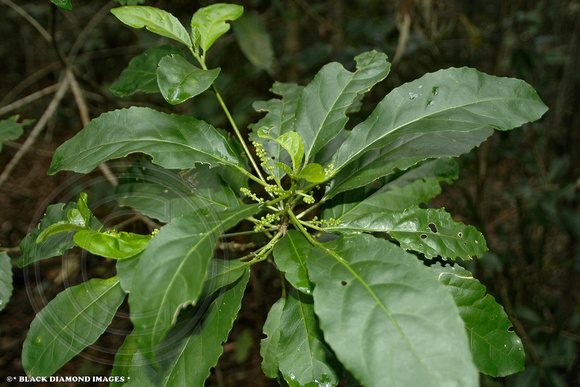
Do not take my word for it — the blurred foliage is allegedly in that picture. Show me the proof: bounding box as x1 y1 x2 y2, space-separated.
1 0 578 385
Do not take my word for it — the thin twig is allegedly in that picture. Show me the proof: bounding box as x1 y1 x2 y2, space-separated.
1 0 52 42
0 70 72 188
0 84 60 116
0 62 60 106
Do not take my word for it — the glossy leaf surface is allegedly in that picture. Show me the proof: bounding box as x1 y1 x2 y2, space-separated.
48 107 246 175
328 68 548 197
110 45 184 97
293 50 390 162
324 158 458 220
261 297 285 378
19 202 102 267
116 159 243 223
278 289 340 386
233 12 274 73
111 6 192 48
129 205 259 358
157 55 220 104
190 3 243 51
127 270 250 386
0 115 34 153
0 252 13 312
273 230 313 294
430 263 525 376
74 230 151 259
307 234 478 386
22 277 126 376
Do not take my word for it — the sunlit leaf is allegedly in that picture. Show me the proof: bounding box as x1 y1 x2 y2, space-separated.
110 45 184 97
0 252 13 312
157 55 220 105
129 205 259 358
429 263 525 376
48 107 247 175
111 6 192 48
296 163 326 183
190 3 243 51
74 229 151 259
307 234 478 386
22 277 126 377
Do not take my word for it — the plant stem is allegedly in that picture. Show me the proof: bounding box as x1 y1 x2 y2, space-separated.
288 210 318 246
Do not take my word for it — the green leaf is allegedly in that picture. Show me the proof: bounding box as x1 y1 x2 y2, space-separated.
190 3 244 51
278 289 341 386
127 270 250 386
258 129 304 173
0 252 13 312
429 263 525 376
328 206 488 260
74 230 151 259
296 163 326 183
233 12 274 73
110 332 141 387
36 221 85 244
48 107 247 175
326 128 492 199
249 82 303 180
324 158 459 220
0 115 34 153
116 254 140 293
50 0 71 10
261 297 285 378
22 277 126 377
19 202 102 267
329 68 548 195
273 230 314 294
111 6 192 48
129 205 259 358
157 55 220 104
116 159 243 223
109 45 185 97
114 0 145 5
307 234 478 386
76 192 91 226
293 50 390 163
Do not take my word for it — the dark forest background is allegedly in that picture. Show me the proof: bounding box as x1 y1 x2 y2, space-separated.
0 0 578 386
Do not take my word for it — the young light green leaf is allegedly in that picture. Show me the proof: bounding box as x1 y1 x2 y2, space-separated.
293 50 390 163
19 202 102 267
261 297 285 378
157 55 220 105
328 206 488 260
74 230 151 260
0 115 34 153
307 234 478 386
429 263 525 376
76 192 91 226
233 12 274 73
129 205 259 359
109 45 185 97
36 221 85 243
48 107 247 175
324 158 458 220
273 230 313 294
50 0 71 10
325 128 492 199
190 3 243 51
127 270 250 386
258 129 304 173
116 159 243 223
249 82 303 180
296 163 326 183
278 289 341 387
0 252 13 312
22 277 126 377
329 67 549 192
111 6 192 48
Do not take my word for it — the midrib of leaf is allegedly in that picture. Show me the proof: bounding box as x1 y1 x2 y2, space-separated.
316 243 432 377
334 93 535 174
154 210 251 330
29 278 121 375
297 292 317 374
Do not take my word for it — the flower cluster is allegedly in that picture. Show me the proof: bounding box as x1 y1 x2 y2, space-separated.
240 187 264 203
254 212 280 231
